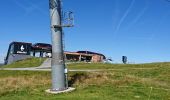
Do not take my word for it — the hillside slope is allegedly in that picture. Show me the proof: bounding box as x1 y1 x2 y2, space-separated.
0 62 169 100
2 57 46 68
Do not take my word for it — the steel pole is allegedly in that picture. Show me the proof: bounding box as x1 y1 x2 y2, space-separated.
49 0 67 91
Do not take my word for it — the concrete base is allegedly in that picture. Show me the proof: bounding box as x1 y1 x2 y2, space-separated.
46 87 75 94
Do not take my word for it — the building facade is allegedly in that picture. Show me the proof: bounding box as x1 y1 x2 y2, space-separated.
5 42 106 64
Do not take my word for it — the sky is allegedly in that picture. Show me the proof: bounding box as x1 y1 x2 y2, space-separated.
0 0 170 63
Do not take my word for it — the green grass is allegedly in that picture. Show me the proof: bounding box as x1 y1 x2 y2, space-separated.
3 57 170 70
68 62 170 69
0 62 170 100
2 57 46 68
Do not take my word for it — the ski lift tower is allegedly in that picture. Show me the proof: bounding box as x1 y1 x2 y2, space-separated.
46 0 75 93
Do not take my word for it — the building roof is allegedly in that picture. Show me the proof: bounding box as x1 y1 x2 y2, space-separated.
77 51 106 58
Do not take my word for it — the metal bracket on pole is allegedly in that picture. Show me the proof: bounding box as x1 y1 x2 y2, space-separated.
62 11 74 27
52 24 74 28
51 11 74 28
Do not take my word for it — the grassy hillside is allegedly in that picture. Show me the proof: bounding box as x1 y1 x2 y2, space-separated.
68 62 170 69
3 57 170 70
0 62 169 100
2 57 46 68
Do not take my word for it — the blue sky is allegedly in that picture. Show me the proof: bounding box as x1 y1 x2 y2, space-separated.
0 0 170 63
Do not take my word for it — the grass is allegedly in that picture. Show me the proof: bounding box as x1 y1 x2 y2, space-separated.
3 57 170 70
68 62 170 70
0 62 169 100
2 57 46 68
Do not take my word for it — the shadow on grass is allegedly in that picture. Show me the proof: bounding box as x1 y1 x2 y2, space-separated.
68 72 89 87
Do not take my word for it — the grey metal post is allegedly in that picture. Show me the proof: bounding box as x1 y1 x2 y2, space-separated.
49 0 67 91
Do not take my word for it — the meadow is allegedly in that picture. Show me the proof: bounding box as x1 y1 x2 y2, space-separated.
0 61 170 100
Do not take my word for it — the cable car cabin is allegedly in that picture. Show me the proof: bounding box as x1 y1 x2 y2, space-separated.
4 42 32 65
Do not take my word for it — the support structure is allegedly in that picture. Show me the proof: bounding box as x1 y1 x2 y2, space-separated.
47 0 75 93
49 0 67 91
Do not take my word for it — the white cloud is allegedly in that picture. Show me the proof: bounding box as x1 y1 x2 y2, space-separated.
12 0 48 16
114 0 136 35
